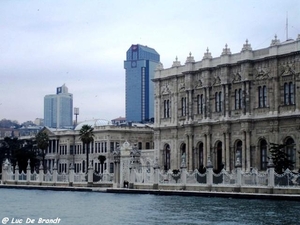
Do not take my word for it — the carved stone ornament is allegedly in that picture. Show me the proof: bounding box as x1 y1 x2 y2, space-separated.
280 63 296 76
232 72 242 83
254 68 269 80
161 83 171 95
178 82 185 92
194 79 203 89
213 76 221 86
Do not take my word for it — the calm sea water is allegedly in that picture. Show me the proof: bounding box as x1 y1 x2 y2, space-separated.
0 188 299 225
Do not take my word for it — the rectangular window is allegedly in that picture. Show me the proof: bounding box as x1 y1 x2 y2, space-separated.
110 142 114 152
146 142 150 149
215 92 222 112
284 83 289 105
110 163 114 173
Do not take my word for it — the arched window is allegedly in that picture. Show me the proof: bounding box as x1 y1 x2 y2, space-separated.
164 145 171 171
236 140 242 164
199 142 204 167
181 143 186 164
285 138 295 169
260 139 268 170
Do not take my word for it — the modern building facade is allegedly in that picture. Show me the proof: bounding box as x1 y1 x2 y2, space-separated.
124 44 160 122
44 84 73 129
153 35 300 172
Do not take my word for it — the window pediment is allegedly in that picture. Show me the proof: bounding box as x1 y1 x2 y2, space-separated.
280 63 296 76
254 68 269 80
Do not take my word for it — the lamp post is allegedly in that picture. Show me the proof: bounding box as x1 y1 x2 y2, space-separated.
74 107 79 128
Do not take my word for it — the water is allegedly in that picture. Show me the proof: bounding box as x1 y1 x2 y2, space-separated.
1 188 300 225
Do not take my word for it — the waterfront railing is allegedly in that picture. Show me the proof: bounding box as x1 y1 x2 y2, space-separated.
2 159 300 190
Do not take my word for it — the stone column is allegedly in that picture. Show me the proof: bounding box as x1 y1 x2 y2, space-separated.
206 157 213 189
69 163 74 186
242 131 246 171
129 166 135 189
2 160 8 184
26 160 31 183
87 160 93 186
207 133 211 163
153 158 160 190
225 133 230 171
39 161 44 183
235 157 242 187
180 163 187 189
222 133 226 168
188 134 193 171
267 159 275 188
203 134 207 167
113 160 120 188
53 161 58 184
15 163 19 183
246 131 251 172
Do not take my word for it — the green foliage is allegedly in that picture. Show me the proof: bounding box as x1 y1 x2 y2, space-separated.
35 131 49 171
198 165 206 174
269 143 295 174
79 125 94 145
172 169 180 174
98 155 106 164
36 131 49 151
79 125 94 171
0 138 38 172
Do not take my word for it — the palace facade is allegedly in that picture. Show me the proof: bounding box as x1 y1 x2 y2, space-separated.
153 35 300 172
42 120 154 174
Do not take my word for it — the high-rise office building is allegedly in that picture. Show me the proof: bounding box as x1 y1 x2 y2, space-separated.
44 84 73 129
124 44 160 122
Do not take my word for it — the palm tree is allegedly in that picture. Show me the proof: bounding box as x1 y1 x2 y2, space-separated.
79 125 94 173
35 131 49 171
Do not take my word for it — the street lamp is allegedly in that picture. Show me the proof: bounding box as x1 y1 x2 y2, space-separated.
74 107 79 128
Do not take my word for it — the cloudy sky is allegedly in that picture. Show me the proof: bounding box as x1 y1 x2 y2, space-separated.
0 0 299 124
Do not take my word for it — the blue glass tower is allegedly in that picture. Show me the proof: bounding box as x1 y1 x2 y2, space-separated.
124 44 160 122
44 84 73 128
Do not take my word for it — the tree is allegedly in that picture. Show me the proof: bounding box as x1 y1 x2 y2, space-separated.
35 131 49 171
79 125 94 173
0 137 37 173
98 155 106 173
269 143 295 174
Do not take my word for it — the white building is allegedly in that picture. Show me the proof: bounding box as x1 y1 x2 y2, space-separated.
43 120 154 174
153 35 300 172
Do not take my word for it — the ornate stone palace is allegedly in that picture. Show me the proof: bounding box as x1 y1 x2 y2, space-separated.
153 35 300 172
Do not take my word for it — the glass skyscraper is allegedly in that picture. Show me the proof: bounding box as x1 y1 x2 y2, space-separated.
44 84 73 128
124 44 160 122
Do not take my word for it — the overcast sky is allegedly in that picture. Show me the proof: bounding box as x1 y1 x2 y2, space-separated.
0 0 299 124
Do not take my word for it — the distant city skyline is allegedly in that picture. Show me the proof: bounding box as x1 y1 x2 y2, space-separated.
0 1 299 124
